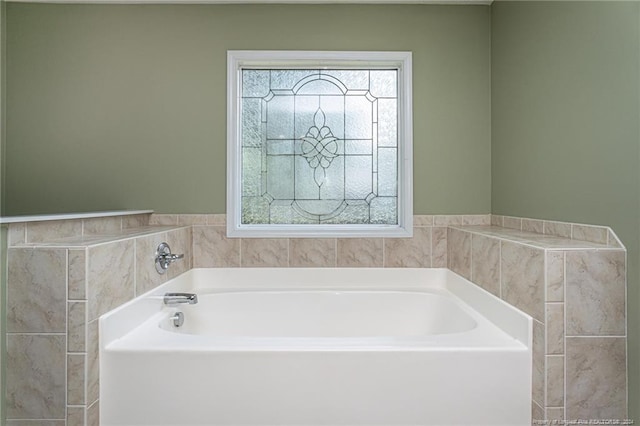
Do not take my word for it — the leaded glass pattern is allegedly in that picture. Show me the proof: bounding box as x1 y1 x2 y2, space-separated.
241 69 398 225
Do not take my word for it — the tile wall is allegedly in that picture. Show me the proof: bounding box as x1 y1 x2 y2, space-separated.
3 212 628 425
149 214 490 268
5 214 192 425
448 218 627 422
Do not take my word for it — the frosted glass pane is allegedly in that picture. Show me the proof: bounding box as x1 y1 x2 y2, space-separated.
239 66 402 228
322 70 369 90
319 96 345 140
242 98 261 147
319 155 344 200
378 148 397 196
345 96 373 139
242 70 270 98
242 196 270 224
266 155 294 199
323 202 369 224
378 99 397 147
294 96 320 140
370 197 397 224
266 140 294 155
271 70 317 89
296 79 344 95
295 199 345 218
242 147 261 196
294 156 320 199
270 200 293 224
345 155 372 199
266 96 294 139
370 70 397 98
345 140 372 155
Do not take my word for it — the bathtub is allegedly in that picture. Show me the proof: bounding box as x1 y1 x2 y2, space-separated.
100 268 532 426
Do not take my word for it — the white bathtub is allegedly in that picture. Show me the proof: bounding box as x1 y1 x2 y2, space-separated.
100 268 532 426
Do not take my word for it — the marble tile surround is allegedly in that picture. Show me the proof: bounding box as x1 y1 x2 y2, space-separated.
449 219 627 423
4 212 627 425
184 214 475 268
5 214 194 426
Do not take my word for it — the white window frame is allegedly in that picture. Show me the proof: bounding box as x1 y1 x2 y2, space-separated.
227 50 413 238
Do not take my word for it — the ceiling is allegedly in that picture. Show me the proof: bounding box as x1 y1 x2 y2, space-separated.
5 0 493 4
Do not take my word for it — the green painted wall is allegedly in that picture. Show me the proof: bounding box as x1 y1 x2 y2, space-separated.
491 1 640 418
3 3 492 215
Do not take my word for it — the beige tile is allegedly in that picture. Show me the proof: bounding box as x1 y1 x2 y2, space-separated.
178 214 208 225
193 226 240 267
122 213 151 229
337 238 383 267
532 400 544 424
462 214 491 225
546 303 564 355
546 407 564 421
8 248 67 333
532 320 545 407
384 227 431 267
8 223 26 246
135 232 169 295
546 251 564 302
434 215 462 226
471 234 500 297
501 241 544 322
83 217 122 235
522 218 544 234
6 421 65 425
167 227 193 279
67 354 86 405
149 214 178 225
290 238 336 267
566 250 626 336
490 215 504 227
413 215 433 226
502 216 522 230
206 214 227 225
67 407 86 426
26 219 83 243
87 400 100 426
87 320 100 405
68 302 86 353
544 221 572 239
447 228 471 279
242 238 289 267
572 224 607 245
607 229 623 248
431 227 448 268
546 355 564 407
6 334 66 419
566 337 626 419
87 239 135 321
68 249 87 301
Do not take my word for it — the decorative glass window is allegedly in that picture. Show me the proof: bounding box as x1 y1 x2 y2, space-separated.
227 51 413 237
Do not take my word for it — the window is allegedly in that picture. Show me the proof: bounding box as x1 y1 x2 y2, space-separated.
227 51 413 237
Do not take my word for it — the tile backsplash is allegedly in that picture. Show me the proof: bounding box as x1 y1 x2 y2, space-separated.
3 212 627 425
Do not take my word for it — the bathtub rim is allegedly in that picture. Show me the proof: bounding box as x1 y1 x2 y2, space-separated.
100 267 532 353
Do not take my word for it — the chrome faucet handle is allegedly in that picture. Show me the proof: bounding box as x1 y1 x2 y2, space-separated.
155 242 184 274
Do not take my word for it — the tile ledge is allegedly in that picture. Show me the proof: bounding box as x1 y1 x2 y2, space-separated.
450 225 619 251
0 210 153 224
10 225 189 248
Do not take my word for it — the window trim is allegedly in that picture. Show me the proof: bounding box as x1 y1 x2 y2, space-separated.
227 50 413 238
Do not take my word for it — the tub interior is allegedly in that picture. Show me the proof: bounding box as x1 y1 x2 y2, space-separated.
161 290 478 338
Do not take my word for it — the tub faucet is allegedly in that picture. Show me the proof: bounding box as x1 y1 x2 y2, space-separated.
163 292 198 306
